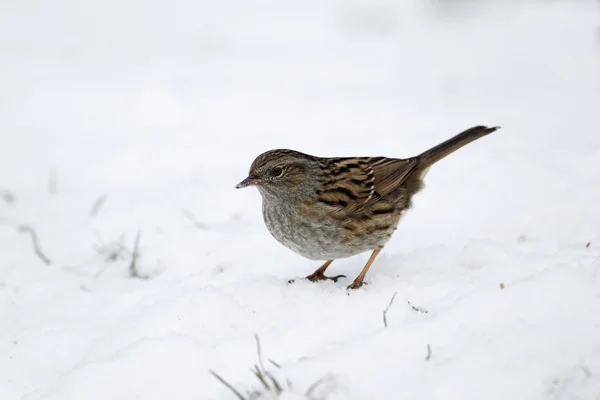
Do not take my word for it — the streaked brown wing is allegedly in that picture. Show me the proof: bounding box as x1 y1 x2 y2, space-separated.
313 156 417 215
315 158 374 213
366 157 418 201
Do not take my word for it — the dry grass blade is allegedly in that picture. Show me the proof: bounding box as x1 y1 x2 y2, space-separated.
210 334 325 398
383 292 397 328
17 225 51 265
208 369 246 400
254 334 266 373
265 371 283 394
408 301 428 314
250 365 270 390
251 334 285 393
128 231 143 279
425 344 432 361
89 195 107 217
268 359 282 369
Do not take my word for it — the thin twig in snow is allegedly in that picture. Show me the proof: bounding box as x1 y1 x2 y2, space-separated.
425 344 432 361
128 231 143 279
208 370 246 400
182 209 209 230
268 359 282 369
89 195 107 217
408 301 428 314
17 225 51 265
383 292 397 328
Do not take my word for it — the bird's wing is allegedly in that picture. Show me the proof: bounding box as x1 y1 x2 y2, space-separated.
313 157 417 215
364 157 418 203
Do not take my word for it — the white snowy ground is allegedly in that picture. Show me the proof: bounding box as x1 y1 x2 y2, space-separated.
1 0 600 399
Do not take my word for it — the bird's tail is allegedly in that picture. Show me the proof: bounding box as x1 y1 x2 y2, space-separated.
417 125 499 169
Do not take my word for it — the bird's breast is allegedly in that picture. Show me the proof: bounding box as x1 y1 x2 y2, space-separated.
261 198 398 260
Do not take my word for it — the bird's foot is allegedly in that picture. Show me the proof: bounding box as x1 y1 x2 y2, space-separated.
346 279 368 290
305 271 346 283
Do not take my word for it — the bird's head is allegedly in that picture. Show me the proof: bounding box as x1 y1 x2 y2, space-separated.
236 149 320 200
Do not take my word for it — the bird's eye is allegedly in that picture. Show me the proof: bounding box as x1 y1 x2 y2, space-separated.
271 167 283 177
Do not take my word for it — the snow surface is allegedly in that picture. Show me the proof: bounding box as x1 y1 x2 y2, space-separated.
1 0 600 399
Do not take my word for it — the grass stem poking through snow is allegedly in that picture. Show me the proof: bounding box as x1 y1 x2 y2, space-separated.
17 225 51 265
255 334 266 373
89 195 107 217
251 334 285 395
408 301 428 314
128 231 143 279
209 334 334 398
383 292 397 328
209 335 287 399
208 370 246 400
426 344 432 361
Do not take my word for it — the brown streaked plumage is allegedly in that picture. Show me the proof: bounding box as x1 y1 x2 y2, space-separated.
236 125 499 289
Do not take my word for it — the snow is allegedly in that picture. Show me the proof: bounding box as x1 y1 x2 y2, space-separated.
1 0 600 399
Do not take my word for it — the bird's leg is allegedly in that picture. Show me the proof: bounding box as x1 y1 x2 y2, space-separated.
347 249 382 290
305 260 346 282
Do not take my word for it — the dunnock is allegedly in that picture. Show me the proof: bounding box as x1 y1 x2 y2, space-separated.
236 125 499 289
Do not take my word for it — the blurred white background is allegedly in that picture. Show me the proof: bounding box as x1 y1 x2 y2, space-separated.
1 1 600 399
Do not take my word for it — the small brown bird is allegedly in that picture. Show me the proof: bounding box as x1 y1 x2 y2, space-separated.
236 125 499 289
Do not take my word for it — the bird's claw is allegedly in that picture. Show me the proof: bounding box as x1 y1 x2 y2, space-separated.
304 272 346 283
346 280 368 290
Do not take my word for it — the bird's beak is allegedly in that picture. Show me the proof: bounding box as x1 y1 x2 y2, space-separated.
236 175 260 189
